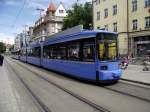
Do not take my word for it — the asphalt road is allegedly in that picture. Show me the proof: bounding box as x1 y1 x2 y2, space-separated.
0 57 150 112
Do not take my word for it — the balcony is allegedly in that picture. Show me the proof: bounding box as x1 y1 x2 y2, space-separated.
34 15 64 29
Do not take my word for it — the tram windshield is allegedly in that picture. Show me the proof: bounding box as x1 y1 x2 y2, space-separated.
97 33 118 61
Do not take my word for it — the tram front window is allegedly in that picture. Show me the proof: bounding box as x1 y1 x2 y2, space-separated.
97 33 118 61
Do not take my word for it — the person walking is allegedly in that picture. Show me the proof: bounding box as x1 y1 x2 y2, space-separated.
121 56 129 69
0 54 4 66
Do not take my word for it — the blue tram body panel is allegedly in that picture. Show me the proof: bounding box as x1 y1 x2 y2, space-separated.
27 57 41 66
42 59 96 80
20 56 27 62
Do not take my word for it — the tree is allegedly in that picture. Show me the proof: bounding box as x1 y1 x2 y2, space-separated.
62 2 92 30
0 42 6 53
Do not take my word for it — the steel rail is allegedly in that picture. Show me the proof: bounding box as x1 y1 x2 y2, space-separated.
102 86 150 103
121 78 150 86
119 80 150 90
5 60 52 112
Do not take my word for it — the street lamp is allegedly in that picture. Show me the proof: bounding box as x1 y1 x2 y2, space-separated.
23 25 28 46
36 8 44 18
23 25 28 62
36 8 45 41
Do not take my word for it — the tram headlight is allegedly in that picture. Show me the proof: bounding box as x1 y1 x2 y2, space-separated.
100 66 108 70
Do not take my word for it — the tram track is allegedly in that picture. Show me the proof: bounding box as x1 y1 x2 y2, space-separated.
8 58 110 112
102 85 150 103
10 58 150 104
119 80 150 90
121 78 150 86
102 79 150 103
9 58 150 110
5 60 52 112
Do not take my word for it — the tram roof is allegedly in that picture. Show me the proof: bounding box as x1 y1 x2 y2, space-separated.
43 30 117 46
28 40 41 48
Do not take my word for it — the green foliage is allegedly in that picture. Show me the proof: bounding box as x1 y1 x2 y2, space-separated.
62 2 92 30
0 42 6 53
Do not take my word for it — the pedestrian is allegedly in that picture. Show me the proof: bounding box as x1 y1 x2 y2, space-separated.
0 54 4 66
121 56 129 69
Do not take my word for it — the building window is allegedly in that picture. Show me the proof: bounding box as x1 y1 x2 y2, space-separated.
113 5 117 15
97 27 100 29
104 24 108 30
59 10 64 13
96 0 100 5
113 22 117 32
145 16 150 28
132 19 138 30
145 0 150 7
132 0 137 12
104 8 108 18
97 11 100 20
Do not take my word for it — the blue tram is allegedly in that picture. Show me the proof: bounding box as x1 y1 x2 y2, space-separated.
11 50 20 60
18 26 122 83
20 47 27 62
27 41 41 66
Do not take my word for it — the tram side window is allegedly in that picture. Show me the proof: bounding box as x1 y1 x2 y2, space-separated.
33 47 41 57
21 49 26 56
37 47 41 57
51 46 58 59
30 49 33 56
68 42 80 61
29 49 33 57
83 41 95 62
43 46 50 58
57 45 67 59
27 49 30 56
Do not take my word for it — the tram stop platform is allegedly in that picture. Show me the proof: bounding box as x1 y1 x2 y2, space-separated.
121 64 150 85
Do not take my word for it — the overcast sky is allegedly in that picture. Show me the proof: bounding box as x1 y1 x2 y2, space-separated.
0 0 91 44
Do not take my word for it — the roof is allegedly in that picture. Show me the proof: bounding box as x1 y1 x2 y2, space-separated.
47 2 56 13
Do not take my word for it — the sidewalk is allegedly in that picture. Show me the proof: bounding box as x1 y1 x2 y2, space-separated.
121 64 150 84
0 61 20 112
0 60 41 112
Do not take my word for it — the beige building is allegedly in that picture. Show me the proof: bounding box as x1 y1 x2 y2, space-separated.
93 0 150 56
32 2 67 41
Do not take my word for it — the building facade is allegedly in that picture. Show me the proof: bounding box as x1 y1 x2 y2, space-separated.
93 0 150 56
14 32 30 50
14 33 24 51
14 36 21 51
32 2 67 41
